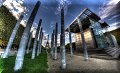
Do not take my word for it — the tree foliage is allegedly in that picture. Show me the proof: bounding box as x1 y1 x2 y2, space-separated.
0 5 24 46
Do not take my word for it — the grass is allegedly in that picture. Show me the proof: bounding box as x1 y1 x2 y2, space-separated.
0 50 48 73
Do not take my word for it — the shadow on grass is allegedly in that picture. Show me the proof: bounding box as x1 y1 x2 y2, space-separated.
0 50 48 73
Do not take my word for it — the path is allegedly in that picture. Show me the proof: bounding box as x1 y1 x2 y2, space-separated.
48 53 120 73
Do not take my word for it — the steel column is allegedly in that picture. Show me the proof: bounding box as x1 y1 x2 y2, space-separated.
54 23 58 60
26 32 32 54
14 1 40 71
2 15 24 58
60 8 66 69
32 19 42 59
77 18 89 61
68 27 73 57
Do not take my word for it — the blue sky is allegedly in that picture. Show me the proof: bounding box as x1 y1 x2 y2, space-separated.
3 0 120 34
23 0 119 35
3 0 120 45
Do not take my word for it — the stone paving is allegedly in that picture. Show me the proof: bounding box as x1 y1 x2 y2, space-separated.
48 53 120 73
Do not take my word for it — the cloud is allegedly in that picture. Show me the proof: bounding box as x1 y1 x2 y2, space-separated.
50 21 56 28
65 32 75 45
31 27 37 38
43 30 46 33
108 14 120 20
110 21 120 26
99 0 120 19
55 0 71 15
0 0 3 6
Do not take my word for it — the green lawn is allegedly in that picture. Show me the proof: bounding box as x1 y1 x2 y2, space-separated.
0 50 48 73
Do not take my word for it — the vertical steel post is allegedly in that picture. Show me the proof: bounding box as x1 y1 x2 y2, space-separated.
37 28 43 55
14 1 40 71
77 18 89 61
37 28 41 56
60 8 66 69
54 23 58 60
51 31 54 58
26 32 32 54
39 32 43 53
32 19 42 59
52 30 55 59
68 27 73 57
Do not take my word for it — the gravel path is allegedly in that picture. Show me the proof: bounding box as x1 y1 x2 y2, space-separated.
48 53 120 73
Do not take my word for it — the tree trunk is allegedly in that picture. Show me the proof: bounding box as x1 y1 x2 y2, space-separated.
14 1 40 71
2 15 24 58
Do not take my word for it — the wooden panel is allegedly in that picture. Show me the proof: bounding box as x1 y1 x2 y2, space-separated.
84 29 94 49
75 29 94 51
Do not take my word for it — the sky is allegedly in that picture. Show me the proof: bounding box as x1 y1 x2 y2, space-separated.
2 0 120 46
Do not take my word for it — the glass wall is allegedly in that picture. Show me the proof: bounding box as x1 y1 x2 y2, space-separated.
89 19 108 49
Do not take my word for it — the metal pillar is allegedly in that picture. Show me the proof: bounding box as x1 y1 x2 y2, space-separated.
39 32 43 53
51 30 54 58
77 18 89 61
32 19 42 59
14 1 40 71
89 27 97 48
68 27 73 57
60 8 66 69
37 28 43 55
37 28 41 56
52 30 55 59
2 15 24 58
37 27 42 56
26 32 32 54
54 23 58 60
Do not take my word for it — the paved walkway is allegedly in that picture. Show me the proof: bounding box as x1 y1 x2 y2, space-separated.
48 53 120 73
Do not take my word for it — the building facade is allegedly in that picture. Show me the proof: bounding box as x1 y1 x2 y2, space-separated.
65 8 118 52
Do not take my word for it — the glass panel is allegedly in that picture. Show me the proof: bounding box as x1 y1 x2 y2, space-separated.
90 19 108 48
